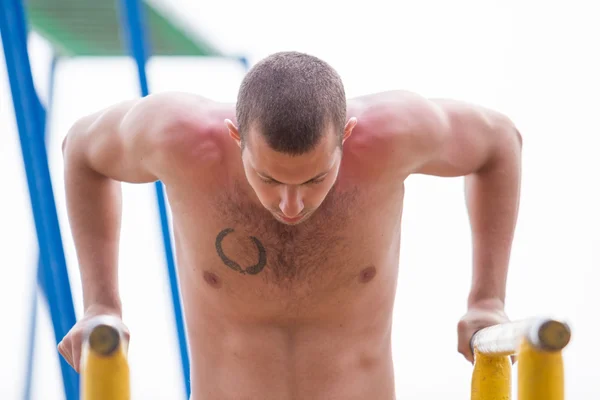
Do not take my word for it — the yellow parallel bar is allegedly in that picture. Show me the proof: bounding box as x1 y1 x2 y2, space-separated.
518 338 565 400
469 318 571 400
471 351 511 400
80 316 130 400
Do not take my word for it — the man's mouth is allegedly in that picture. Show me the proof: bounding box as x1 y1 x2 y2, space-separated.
276 213 305 224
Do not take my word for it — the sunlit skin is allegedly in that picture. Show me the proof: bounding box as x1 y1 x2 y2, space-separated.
58 86 522 400
226 118 357 225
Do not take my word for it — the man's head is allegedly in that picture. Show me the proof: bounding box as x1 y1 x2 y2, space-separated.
226 52 357 225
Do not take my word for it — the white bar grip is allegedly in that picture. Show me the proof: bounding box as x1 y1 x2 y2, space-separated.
470 318 571 356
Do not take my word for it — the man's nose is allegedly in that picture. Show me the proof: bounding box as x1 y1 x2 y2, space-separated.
279 186 304 217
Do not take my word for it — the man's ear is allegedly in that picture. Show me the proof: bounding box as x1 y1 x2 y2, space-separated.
225 119 241 148
342 117 358 144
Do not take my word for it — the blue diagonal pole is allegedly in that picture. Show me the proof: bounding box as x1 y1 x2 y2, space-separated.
23 54 60 400
23 269 39 400
116 0 191 397
0 2 78 400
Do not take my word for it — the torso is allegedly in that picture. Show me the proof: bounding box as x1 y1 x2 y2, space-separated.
162 98 408 400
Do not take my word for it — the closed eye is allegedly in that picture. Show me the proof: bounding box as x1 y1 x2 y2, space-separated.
260 177 279 185
306 178 326 185
257 175 327 185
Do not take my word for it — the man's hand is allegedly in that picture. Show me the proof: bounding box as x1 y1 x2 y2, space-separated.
457 299 510 364
58 306 129 373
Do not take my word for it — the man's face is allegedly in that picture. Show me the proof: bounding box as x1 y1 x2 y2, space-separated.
226 119 356 225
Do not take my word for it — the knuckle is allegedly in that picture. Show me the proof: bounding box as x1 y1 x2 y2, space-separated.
457 319 469 331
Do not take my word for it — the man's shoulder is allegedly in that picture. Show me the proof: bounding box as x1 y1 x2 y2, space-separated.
349 90 446 139
144 92 235 178
346 90 448 174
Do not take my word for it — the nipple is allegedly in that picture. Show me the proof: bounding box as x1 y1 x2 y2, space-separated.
203 271 222 288
359 266 377 283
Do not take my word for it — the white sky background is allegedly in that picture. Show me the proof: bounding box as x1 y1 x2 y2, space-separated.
1 0 599 398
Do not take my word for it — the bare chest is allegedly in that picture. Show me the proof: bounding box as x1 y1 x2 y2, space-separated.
169 180 403 317
209 185 368 286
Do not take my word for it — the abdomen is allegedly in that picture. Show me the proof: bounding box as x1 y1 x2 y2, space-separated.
187 305 396 400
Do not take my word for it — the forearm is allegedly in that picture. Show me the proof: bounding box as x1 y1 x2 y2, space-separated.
465 127 522 308
63 129 123 315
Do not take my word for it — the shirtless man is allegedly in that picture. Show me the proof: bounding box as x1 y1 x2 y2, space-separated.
58 51 522 399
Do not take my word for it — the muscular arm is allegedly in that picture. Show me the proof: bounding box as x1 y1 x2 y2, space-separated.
419 98 522 308
62 92 215 314
368 91 522 308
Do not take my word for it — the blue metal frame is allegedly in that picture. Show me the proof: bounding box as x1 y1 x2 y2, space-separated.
23 267 39 400
117 0 191 397
0 2 79 400
23 53 60 400
4 2 250 398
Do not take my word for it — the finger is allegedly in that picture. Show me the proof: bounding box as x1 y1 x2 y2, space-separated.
462 348 475 364
121 324 131 351
123 326 131 342
61 344 75 370
57 340 66 358
58 340 71 365
457 320 475 363
72 336 83 373
457 340 474 363
73 350 81 373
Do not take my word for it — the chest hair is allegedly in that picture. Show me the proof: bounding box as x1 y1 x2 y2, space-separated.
211 182 360 289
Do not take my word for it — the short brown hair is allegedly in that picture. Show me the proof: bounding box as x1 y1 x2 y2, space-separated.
236 51 347 155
